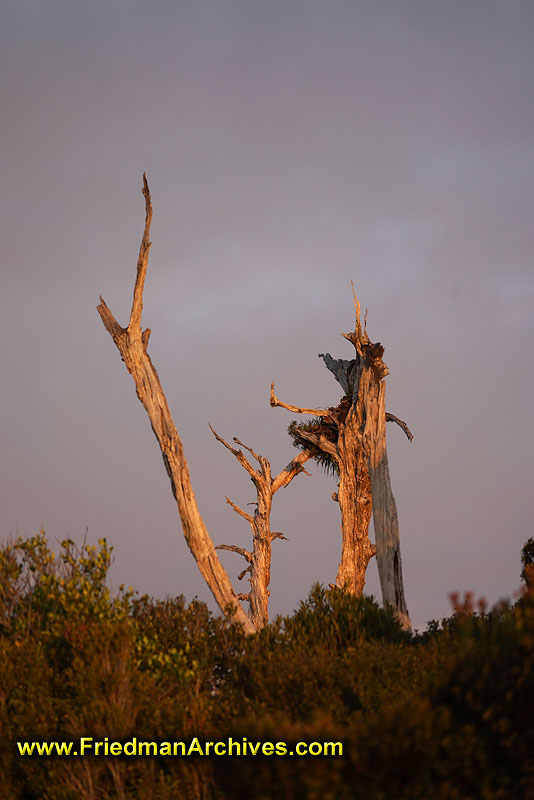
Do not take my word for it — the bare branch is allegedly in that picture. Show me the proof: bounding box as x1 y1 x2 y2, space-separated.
270 382 331 417
237 593 251 602
128 173 153 334
271 451 313 493
271 531 288 541
215 544 252 563
233 437 261 464
224 496 254 525
209 424 258 482
386 412 413 442
208 424 240 457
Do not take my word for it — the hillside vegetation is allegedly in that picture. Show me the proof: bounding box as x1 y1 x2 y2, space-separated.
1 533 533 799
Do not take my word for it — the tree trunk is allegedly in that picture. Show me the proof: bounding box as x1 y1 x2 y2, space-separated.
321 288 411 627
97 176 255 633
335 403 375 593
272 287 412 627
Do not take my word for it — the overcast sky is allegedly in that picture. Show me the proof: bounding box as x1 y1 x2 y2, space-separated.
2 0 533 629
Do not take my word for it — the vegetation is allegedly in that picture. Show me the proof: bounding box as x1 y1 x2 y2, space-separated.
1 532 533 799
521 537 534 589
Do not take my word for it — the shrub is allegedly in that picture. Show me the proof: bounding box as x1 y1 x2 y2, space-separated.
2 534 533 799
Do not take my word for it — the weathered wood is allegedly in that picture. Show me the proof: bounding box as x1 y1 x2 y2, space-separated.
215 543 252 562
321 285 411 628
274 285 412 627
270 383 331 417
334 398 375 594
274 380 375 595
97 175 255 633
210 425 311 629
361 368 411 626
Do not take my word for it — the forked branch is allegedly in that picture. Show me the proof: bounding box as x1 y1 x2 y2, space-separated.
209 424 258 483
211 424 312 629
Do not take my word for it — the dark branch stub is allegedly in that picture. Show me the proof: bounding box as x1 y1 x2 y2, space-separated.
385 413 413 442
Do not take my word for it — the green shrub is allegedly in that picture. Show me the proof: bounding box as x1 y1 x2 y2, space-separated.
2 534 533 799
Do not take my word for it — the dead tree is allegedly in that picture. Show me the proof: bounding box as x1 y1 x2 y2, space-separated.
271 287 412 628
210 426 311 629
97 175 308 633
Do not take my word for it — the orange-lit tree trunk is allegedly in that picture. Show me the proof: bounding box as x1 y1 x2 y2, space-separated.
271 289 412 627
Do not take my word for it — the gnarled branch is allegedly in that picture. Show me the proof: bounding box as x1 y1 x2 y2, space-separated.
270 382 331 417
215 544 252 563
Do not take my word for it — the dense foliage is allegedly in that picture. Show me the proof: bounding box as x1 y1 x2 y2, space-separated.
1 533 533 799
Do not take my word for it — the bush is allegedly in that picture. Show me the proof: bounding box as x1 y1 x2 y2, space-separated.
1 533 533 799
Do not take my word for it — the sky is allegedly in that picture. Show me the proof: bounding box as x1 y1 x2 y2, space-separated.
1 0 533 630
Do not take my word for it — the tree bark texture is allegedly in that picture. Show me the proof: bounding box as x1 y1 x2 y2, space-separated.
334 405 375 594
287 396 375 594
